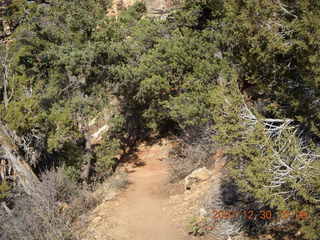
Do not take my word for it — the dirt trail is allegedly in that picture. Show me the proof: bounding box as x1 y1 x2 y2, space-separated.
79 139 189 240
111 141 186 240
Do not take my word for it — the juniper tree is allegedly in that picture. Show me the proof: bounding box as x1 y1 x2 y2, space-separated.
0 0 114 188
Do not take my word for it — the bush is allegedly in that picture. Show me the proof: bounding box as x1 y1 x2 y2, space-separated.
201 179 245 240
167 125 216 182
0 168 100 240
188 216 212 236
67 188 99 221
0 190 73 240
107 170 129 190
94 136 122 181
0 181 10 200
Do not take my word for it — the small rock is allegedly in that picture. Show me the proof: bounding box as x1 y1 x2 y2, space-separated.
259 234 273 240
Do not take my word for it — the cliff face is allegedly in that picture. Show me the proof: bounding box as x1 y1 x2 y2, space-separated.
107 0 143 17
164 0 179 9
108 0 178 17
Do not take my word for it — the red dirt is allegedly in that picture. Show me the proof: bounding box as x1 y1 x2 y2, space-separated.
78 139 190 240
112 140 187 239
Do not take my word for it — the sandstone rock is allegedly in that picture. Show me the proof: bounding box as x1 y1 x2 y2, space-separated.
184 167 211 190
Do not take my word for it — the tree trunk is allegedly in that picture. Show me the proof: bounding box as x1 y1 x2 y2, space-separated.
1 144 39 195
1 44 9 109
3 69 8 109
80 133 93 182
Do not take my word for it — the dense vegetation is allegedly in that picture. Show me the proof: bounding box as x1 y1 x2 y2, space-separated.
1 0 320 239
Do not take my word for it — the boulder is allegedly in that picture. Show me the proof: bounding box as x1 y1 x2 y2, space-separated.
185 167 211 190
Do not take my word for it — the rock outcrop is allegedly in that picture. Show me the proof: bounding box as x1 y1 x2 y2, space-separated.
107 0 144 17
184 167 212 191
107 0 179 17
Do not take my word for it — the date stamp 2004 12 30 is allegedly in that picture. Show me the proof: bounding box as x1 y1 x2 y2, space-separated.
211 209 310 221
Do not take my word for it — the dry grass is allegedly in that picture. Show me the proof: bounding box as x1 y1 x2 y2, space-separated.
166 124 218 182
93 169 129 199
0 168 76 240
197 179 242 240
0 168 107 240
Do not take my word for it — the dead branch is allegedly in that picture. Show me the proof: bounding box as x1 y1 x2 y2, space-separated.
239 103 320 201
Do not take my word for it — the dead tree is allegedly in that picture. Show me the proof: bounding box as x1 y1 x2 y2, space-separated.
0 43 11 109
80 131 93 182
77 112 93 183
0 121 40 195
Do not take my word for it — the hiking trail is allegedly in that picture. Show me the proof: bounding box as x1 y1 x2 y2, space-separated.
78 139 193 240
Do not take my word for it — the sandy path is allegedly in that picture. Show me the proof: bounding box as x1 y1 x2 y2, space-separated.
112 142 186 240
79 140 188 240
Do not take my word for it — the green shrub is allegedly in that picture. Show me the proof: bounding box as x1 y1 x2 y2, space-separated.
0 181 10 200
